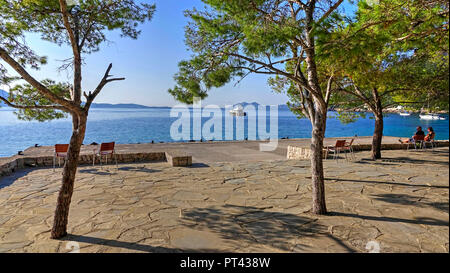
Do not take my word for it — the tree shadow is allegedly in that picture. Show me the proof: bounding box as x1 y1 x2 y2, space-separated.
325 178 448 189
78 166 161 175
78 168 112 175
427 149 449 155
330 211 448 227
60 234 189 253
385 157 449 166
371 193 449 213
353 147 449 166
180 204 356 252
371 193 420 206
354 160 398 166
188 163 210 168
426 202 450 213
117 166 161 173
356 154 449 166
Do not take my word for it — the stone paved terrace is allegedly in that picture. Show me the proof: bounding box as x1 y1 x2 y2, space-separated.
0 147 448 253
2 136 447 166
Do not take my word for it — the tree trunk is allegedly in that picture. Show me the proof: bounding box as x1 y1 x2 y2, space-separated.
372 112 383 160
51 113 87 239
371 88 383 161
310 109 327 214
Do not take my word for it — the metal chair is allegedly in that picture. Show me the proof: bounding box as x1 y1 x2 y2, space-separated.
407 135 425 150
53 144 69 171
343 138 355 160
423 134 436 150
93 142 118 168
325 140 348 162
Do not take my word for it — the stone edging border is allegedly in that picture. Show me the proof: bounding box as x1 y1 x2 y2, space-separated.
0 151 192 178
287 140 450 160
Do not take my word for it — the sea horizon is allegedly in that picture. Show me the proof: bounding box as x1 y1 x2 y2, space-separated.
1 106 448 157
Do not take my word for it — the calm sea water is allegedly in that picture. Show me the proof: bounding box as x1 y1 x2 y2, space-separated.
0 107 448 157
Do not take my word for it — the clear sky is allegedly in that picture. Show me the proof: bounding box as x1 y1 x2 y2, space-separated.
1 0 356 107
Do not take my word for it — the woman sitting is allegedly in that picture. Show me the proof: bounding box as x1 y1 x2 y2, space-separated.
424 127 435 142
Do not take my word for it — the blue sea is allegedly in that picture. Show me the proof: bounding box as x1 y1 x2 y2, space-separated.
0 107 448 157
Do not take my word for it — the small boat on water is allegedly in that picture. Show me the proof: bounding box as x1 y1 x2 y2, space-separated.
230 105 246 116
419 113 446 120
399 111 411 116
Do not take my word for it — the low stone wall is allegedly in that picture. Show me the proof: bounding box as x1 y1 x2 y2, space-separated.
287 140 450 160
287 146 315 160
165 151 192 167
0 151 193 178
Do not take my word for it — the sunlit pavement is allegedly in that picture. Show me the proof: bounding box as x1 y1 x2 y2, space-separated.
0 148 448 253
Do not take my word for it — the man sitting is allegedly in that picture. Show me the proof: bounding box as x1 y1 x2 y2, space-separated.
399 126 425 144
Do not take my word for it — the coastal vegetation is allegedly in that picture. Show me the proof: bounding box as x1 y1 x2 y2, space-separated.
0 0 155 238
168 0 349 214
169 0 449 215
318 0 449 160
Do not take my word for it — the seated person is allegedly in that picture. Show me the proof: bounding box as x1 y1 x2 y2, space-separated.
424 127 435 142
399 126 425 143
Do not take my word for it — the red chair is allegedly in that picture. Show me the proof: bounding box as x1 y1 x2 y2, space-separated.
423 133 436 149
93 142 118 168
325 140 348 162
53 144 69 171
407 135 425 150
343 138 355 160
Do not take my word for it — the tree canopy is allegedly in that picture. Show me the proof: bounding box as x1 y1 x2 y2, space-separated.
169 0 344 107
0 0 156 120
316 0 449 117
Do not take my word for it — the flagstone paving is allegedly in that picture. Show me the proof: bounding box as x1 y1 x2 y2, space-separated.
0 148 448 253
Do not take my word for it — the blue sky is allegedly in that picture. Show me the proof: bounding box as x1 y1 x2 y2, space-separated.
1 0 356 107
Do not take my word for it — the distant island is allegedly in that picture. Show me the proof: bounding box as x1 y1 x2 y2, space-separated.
0 94 290 110
0 90 164 109
6 91 443 113
88 103 166 109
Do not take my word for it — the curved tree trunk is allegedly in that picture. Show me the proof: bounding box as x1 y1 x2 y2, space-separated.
310 109 327 214
51 113 87 239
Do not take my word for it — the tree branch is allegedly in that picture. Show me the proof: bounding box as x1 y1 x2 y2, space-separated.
0 96 67 111
83 63 125 110
223 52 318 95
324 74 334 105
248 1 307 48
287 0 308 10
58 0 80 58
336 83 376 111
0 46 79 112
317 0 344 25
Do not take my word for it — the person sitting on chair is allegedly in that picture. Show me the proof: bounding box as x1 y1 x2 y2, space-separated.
399 126 425 144
424 127 435 142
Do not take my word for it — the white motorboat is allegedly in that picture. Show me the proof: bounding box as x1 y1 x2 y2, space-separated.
399 111 411 116
230 105 246 116
419 113 446 120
